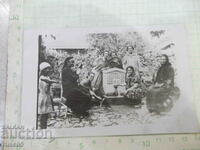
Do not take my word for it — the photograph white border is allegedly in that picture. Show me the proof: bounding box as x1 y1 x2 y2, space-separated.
21 25 200 137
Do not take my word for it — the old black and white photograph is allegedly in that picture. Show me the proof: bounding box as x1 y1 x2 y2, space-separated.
21 26 200 137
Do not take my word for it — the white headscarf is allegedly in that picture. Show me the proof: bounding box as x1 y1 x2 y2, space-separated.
39 62 51 72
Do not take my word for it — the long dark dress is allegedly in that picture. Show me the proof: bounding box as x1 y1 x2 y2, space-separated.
62 66 79 98
146 63 175 113
62 66 91 115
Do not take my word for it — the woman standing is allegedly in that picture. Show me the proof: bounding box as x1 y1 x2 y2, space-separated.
146 54 175 113
38 62 57 129
123 45 140 74
91 51 110 96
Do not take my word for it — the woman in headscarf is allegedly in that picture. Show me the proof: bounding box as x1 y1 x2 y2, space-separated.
38 62 57 129
146 54 175 113
62 57 79 98
124 66 144 105
62 57 91 116
107 51 123 69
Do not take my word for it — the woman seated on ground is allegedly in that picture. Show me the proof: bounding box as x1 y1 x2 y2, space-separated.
146 54 175 113
62 57 92 117
124 66 144 105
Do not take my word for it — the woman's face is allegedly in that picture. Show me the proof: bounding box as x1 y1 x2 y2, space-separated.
127 67 133 76
67 59 74 68
160 56 167 65
104 51 109 57
111 52 117 57
127 46 133 54
89 73 95 81
43 67 52 76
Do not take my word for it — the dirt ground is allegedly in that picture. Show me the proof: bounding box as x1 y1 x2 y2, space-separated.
47 100 169 129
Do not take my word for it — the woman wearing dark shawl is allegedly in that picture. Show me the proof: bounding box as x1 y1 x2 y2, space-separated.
107 51 123 69
146 54 175 113
62 57 79 98
62 57 91 116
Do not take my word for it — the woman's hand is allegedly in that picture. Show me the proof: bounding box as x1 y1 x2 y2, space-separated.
154 83 164 88
89 90 95 96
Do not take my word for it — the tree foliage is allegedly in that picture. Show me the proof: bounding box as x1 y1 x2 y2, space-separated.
86 32 147 55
